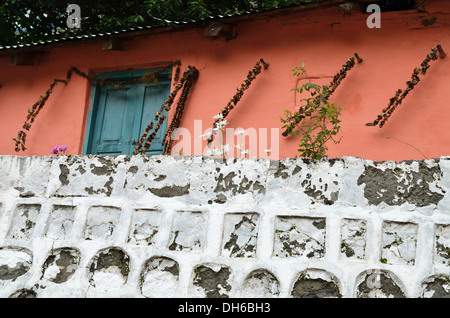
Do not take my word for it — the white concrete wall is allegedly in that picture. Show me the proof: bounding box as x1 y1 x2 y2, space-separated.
1 155 450 298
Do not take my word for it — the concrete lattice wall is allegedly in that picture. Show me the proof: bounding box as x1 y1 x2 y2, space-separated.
1 155 450 298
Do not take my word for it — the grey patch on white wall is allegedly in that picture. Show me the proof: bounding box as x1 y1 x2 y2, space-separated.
127 208 161 246
273 216 326 258
168 211 206 251
140 256 179 298
88 247 130 291
6 204 41 240
8 288 37 298
123 155 191 197
192 263 232 298
271 159 341 205
340 218 367 260
53 156 117 197
84 206 121 241
222 213 259 258
0 246 32 282
381 221 418 266
421 274 450 298
357 160 445 207
434 223 450 266
40 247 81 283
355 269 406 298
240 269 280 297
290 269 341 298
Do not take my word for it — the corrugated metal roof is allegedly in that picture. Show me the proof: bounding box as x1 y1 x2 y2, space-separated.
0 0 342 51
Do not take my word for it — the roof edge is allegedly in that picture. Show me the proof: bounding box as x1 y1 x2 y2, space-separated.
0 0 349 55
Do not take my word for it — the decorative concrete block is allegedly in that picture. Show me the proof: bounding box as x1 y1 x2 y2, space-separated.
434 223 450 266
168 211 206 251
192 263 232 298
340 218 367 260
381 221 418 266
240 269 280 298
6 204 41 241
222 213 259 258
273 216 326 258
84 206 121 241
87 247 130 291
140 256 179 298
127 208 160 246
45 205 76 240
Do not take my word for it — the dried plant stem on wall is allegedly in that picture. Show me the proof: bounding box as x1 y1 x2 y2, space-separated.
13 62 181 153
282 55 359 137
386 136 426 159
13 77 68 152
133 65 199 155
366 47 440 128
207 58 269 145
163 66 199 155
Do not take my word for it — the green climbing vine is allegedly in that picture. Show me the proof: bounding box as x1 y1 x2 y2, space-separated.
281 56 360 160
281 62 343 160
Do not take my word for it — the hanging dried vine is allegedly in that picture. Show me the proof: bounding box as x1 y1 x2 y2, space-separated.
13 77 69 152
13 61 181 152
133 65 199 155
163 66 199 155
366 47 439 128
207 58 269 144
282 54 359 137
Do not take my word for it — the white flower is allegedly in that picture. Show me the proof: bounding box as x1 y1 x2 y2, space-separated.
242 149 249 155
235 144 242 150
206 148 219 156
235 129 248 136
264 148 271 153
218 119 228 127
221 144 230 153
200 131 213 139
213 113 224 120
213 119 228 131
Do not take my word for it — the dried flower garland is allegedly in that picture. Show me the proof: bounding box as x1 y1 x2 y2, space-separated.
13 77 69 152
207 58 269 144
133 65 199 155
366 47 439 128
163 66 199 155
13 62 181 152
282 55 359 137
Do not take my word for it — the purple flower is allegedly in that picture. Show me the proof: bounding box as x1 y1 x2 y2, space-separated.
51 145 68 155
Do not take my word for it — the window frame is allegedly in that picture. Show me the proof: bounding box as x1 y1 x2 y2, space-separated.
82 67 172 156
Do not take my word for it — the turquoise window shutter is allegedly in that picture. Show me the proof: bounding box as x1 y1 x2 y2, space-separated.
84 68 171 156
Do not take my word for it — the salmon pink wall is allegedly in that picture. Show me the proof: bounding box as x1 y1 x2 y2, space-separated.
0 1 449 161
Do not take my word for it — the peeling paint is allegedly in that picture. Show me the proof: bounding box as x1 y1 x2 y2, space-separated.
1 155 450 297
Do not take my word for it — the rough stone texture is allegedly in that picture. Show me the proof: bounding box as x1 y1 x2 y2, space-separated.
291 269 341 298
1 155 450 297
140 256 179 298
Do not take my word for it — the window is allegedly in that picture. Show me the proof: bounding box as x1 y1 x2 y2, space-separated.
83 68 171 156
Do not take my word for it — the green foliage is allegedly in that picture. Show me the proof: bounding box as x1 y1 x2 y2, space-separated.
0 0 311 46
281 63 342 160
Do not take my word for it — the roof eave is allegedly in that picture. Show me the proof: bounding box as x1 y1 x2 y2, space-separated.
0 0 349 56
